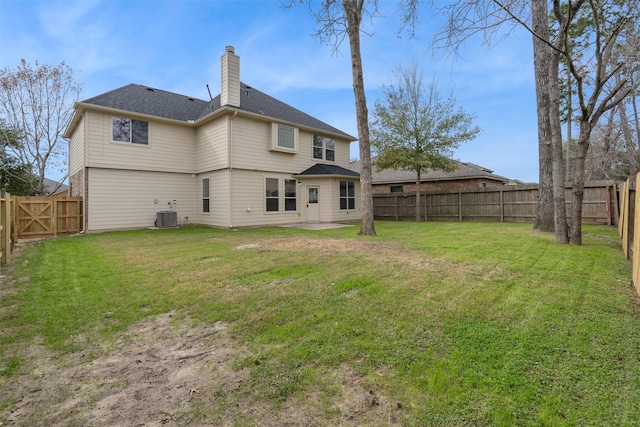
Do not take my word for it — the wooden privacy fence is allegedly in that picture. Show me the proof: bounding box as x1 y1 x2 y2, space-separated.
373 181 618 226
619 176 640 295
0 193 13 272
14 196 83 239
0 194 83 272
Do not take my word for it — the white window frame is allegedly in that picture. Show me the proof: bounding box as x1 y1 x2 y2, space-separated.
271 123 298 153
202 178 210 213
312 135 335 161
284 179 297 212
340 180 355 211
265 177 280 212
112 116 149 145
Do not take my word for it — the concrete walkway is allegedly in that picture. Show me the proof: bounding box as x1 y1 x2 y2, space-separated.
280 223 355 230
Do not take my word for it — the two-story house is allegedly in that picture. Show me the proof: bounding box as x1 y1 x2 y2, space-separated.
63 46 360 232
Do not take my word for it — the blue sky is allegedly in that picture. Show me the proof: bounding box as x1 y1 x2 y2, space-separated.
0 0 539 183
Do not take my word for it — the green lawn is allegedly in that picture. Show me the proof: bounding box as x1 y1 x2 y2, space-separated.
1 221 639 426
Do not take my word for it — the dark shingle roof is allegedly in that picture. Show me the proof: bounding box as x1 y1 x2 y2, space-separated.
81 83 354 139
296 163 360 178
350 159 510 183
82 84 210 122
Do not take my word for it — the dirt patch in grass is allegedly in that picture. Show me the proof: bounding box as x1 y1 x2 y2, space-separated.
2 311 242 426
1 237 410 426
255 236 442 270
264 236 487 278
1 311 401 426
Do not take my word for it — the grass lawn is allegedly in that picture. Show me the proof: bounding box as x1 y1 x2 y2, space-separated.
1 221 639 426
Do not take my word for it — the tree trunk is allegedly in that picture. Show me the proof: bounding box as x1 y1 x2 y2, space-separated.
619 103 637 177
549 49 568 243
343 0 376 236
569 121 592 245
566 69 572 179
531 0 555 233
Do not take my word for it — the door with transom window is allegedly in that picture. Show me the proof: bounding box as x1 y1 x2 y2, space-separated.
306 186 320 222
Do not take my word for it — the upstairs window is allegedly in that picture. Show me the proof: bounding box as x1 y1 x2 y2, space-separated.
271 123 298 153
313 135 335 161
112 116 149 145
313 135 323 159
326 138 335 161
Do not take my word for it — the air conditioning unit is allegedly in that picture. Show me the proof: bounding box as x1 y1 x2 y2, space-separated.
156 210 177 228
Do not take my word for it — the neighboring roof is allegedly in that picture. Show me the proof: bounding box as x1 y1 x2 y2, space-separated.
75 83 354 140
350 159 511 184
43 178 68 195
295 163 360 178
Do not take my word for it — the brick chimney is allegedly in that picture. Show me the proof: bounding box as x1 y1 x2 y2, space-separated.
221 46 240 107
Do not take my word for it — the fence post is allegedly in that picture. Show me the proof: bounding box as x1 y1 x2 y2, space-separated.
628 179 636 261
1 192 12 268
424 193 428 222
458 192 462 222
0 195 4 270
395 195 399 221
633 174 640 294
53 198 58 237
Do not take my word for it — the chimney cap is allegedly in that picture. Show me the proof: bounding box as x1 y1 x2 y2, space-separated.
225 46 235 54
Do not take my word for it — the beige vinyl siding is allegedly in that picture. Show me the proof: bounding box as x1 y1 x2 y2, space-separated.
85 111 197 173
86 168 197 231
331 137 351 167
68 115 85 176
195 170 230 228
196 119 228 173
230 116 353 173
227 169 302 228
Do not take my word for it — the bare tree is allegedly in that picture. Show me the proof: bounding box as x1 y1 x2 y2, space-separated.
561 1 636 244
614 20 640 179
436 0 568 242
287 0 421 236
584 110 625 181
437 0 637 245
371 63 480 221
0 59 81 195
0 121 34 195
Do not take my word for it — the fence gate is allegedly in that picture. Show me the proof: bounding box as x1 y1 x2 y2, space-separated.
14 196 83 239
17 198 53 237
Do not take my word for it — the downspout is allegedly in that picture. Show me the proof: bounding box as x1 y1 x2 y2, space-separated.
228 111 237 228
